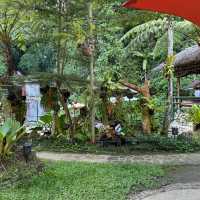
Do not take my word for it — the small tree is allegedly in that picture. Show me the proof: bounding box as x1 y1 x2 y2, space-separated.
121 80 152 134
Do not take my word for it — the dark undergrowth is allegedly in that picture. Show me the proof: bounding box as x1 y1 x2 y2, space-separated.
32 134 200 155
0 150 44 189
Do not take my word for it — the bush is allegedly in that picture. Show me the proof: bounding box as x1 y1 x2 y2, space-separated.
0 118 25 157
133 134 200 153
188 104 200 125
33 133 200 154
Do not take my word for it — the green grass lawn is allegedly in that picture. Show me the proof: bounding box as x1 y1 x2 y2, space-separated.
0 162 164 200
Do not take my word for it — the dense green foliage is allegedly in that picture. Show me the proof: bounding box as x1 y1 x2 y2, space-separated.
0 0 199 139
32 134 200 154
0 161 164 200
0 118 25 157
0 0 198 82
1 2 200 199
188 105 200 125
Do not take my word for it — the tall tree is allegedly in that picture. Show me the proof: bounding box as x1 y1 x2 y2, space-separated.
88 2 96 143
161 18 174 134
6 0 86 137
0 6 21 75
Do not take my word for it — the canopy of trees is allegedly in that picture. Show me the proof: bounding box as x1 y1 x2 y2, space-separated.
0 0 199 138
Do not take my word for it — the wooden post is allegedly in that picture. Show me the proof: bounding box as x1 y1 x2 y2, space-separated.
177 77 181 109
168 18 174 113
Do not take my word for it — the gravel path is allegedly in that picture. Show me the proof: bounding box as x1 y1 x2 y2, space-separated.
37 151 200 165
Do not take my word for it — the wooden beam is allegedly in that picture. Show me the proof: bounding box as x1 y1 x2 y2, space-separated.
176 77 181 109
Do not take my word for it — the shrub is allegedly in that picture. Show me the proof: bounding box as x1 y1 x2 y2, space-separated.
0 118 25 157
133 134 200 153
188 104 200 125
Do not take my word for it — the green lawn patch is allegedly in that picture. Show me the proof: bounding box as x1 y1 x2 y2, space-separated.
0 162 164 200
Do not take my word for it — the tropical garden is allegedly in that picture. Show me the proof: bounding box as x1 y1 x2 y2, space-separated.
1 0 200 199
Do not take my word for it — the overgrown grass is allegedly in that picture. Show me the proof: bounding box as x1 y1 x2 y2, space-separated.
0 162 164 200
0 152 43 189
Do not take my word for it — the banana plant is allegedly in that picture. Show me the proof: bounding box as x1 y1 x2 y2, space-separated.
0 118 25 157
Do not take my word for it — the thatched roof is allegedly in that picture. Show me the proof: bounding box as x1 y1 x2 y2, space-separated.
152 45 200 78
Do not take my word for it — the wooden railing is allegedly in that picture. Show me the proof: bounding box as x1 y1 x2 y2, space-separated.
173 96 200 110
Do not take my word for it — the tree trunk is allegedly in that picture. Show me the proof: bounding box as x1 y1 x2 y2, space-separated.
140 80 151 134
3 43 16 76
56 82 74 140
56 0 62 75
88 2 96 144
161 19 174 135
142 107 151 134
120 80 152 134
52 110 59 135
55 0 74 139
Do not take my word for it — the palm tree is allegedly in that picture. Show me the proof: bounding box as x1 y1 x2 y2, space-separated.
0 9 19 75
121 18 199 58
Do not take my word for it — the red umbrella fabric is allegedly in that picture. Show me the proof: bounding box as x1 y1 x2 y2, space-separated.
122 0 200 27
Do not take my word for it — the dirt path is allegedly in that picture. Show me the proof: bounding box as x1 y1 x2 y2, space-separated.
37 151 200 165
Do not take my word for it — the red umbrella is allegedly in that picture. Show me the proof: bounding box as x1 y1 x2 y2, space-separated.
122 0 200 27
